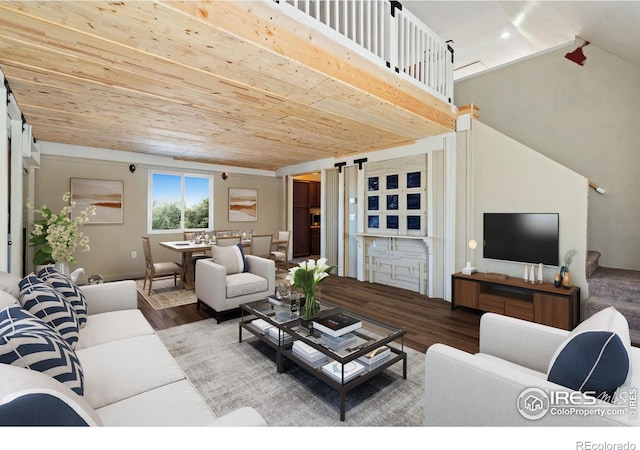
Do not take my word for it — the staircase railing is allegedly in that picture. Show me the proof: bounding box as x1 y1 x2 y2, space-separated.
276 0 454 103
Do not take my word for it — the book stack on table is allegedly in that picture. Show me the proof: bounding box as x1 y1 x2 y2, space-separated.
313 312 362 337
357 346 392 371
321 360 365 383
292 340 329 368
251 318 274 335
320 333 356 352
313 312 362 352
268 326 293 345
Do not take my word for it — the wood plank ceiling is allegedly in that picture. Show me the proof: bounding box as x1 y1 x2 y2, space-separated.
0 1 457 171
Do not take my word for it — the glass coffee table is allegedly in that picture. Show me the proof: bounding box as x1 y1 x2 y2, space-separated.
239 297 407 421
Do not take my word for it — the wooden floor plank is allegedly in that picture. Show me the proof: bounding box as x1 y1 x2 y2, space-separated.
139 276 482 354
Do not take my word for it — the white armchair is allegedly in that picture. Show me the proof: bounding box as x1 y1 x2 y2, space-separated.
195 253 275 323
425 312 639 426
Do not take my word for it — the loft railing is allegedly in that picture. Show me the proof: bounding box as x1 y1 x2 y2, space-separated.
277 0 454 103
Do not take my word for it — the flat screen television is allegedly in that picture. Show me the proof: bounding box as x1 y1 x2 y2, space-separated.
483 213 560 266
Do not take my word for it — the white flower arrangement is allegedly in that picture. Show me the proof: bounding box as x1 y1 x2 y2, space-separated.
27 192 96 265
286 257 336 319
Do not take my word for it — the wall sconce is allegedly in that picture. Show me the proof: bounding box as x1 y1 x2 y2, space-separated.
463 239 478 275
589 181 606 195
565 40 590 66
221 172 228 181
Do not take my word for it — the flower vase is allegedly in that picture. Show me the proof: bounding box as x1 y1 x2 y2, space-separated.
299 289 320 332
562 270 572 289
54 261 71 276
35 264 54 276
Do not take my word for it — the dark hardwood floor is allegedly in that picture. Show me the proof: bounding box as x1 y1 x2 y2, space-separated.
139 275 482 354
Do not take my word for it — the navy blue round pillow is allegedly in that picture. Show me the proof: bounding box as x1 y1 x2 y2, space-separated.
548 330 629 401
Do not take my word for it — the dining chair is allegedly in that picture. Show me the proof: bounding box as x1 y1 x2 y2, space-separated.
141 236 183 294
250 234 273 258
216 236 241 247
270 230 291 271
183 231 211 270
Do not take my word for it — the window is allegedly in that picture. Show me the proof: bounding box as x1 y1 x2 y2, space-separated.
148 171 212 233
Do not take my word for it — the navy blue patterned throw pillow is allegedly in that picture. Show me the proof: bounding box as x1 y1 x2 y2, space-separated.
18 275 80 349
548 330 629 401
0 306 84 396
37 267 88 328
0 393 90 426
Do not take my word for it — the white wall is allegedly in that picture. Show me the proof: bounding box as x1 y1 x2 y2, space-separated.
455 41 640 271
460 120 589 305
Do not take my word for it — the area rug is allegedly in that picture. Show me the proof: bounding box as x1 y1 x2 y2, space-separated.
157 318 425 426
136 269 289 310
135 278 196 310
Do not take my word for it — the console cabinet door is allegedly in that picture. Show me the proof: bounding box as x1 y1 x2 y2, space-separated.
453 278 479 309
534 293 571 330
504 298 534 322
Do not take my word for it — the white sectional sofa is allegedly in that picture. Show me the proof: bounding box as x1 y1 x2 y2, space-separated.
425 310 639 426
0 271 266 426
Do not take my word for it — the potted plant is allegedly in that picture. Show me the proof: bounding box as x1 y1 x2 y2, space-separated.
27 192 96 275
286 257 336 328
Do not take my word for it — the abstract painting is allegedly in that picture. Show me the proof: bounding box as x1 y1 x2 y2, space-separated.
228 188 257 222
70 178 123 224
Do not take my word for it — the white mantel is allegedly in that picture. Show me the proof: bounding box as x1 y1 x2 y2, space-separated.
353 233 433 296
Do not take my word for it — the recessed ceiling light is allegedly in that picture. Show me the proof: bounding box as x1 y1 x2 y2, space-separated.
501 32 511 39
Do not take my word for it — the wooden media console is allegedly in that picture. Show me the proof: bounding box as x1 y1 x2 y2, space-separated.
451 272 580 330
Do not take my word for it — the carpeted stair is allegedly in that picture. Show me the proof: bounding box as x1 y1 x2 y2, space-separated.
585 265 640 346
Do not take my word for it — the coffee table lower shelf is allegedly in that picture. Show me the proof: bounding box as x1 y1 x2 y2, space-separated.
280 346 407 421
239 317 407 421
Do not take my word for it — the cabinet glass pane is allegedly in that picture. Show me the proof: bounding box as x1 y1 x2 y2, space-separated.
368 215 379 228
368 177 379 191
387 215 399 229
368 196 379 211
386 194 398 210
386 174 398 190
407 193 420 210
407 172 421 188
407 216 421 230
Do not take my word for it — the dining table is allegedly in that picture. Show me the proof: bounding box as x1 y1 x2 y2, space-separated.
160 237 287 290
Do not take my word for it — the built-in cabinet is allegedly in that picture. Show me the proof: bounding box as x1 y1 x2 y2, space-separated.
452 272 580 330
353 155 430 295
293 179 321 257
309 181 320 208
353 234 431 295
293 181 310 257
310 227 320 255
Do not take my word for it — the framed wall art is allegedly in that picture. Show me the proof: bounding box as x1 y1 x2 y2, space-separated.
70 178 124 224
228 188 257 222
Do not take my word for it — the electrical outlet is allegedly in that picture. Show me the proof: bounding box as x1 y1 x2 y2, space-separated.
131 251 137 259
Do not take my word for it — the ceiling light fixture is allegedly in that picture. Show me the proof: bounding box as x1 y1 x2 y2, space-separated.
500 32 510 39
